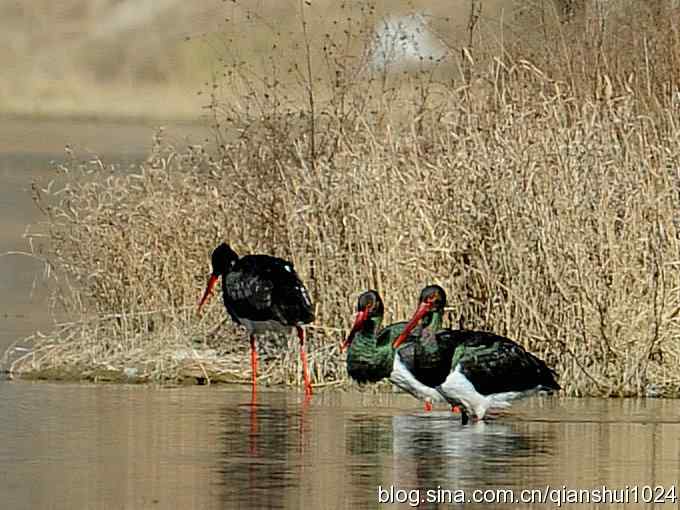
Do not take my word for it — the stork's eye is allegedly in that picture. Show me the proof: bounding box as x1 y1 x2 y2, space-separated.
426 294 441 306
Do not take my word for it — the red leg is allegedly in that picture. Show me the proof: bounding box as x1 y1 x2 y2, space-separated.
296 326 313 397
249 394 257 455
250 334 258 394
424 400 433 412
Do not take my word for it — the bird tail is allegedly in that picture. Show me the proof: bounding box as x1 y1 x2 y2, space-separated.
486 391 520 409
527 351 561 391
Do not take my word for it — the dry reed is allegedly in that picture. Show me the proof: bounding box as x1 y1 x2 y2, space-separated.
5 0 680 396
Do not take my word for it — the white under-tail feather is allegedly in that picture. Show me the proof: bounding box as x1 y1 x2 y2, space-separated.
437 366 541 420
390 354 447 405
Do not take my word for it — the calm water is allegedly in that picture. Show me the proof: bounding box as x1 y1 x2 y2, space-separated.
1 384 679 509
2 119 680 509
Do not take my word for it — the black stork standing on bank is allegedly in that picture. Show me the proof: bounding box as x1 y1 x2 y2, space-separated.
198 243 315 396
342 290 458 412
392 285 560 424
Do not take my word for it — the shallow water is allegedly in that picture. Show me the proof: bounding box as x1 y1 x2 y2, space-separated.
1 383 678 510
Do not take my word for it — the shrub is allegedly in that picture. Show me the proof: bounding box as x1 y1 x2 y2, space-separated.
8 1 680 396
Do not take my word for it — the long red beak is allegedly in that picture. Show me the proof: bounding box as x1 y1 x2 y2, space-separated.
392 300 433 349
340 308 369 352
198 274 219 314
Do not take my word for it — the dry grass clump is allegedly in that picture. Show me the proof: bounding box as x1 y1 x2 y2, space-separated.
6 1 680 396
8 141 346 387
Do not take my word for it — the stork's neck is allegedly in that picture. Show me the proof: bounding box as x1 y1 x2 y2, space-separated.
363 315 383 336
346 316 394 381
420 310 444 339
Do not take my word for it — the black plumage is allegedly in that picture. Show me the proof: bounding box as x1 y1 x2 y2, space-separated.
397 329 559 423
398 330 559 395
436 330 559 396
392 285 560 422
198 243 315 396
221 254 314 328
397 338 455 389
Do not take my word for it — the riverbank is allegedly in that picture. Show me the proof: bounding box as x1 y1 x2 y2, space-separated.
4 1 680 397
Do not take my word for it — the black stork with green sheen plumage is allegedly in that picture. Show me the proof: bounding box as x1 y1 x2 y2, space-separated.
342 290 457 412
392 285 560 424
198 243 315 396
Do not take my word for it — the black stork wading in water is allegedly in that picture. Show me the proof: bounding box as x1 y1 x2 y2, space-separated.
198 243 315 397
392 285 560 424
342 290 459 413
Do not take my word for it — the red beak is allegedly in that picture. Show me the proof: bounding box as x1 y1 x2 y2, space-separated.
198 274 219 314
392 300 433 349
341 308 370 352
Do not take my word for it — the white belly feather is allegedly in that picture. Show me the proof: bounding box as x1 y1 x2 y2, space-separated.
389 354 446 404
437 365 533 420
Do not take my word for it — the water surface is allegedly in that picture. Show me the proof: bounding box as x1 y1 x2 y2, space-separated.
1 383 678 509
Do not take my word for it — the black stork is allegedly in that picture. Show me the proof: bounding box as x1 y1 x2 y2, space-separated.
342 290 458 412
392 285 560 424
198 243 315 396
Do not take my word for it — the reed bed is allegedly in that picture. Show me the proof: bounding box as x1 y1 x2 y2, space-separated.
6 0 680 396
